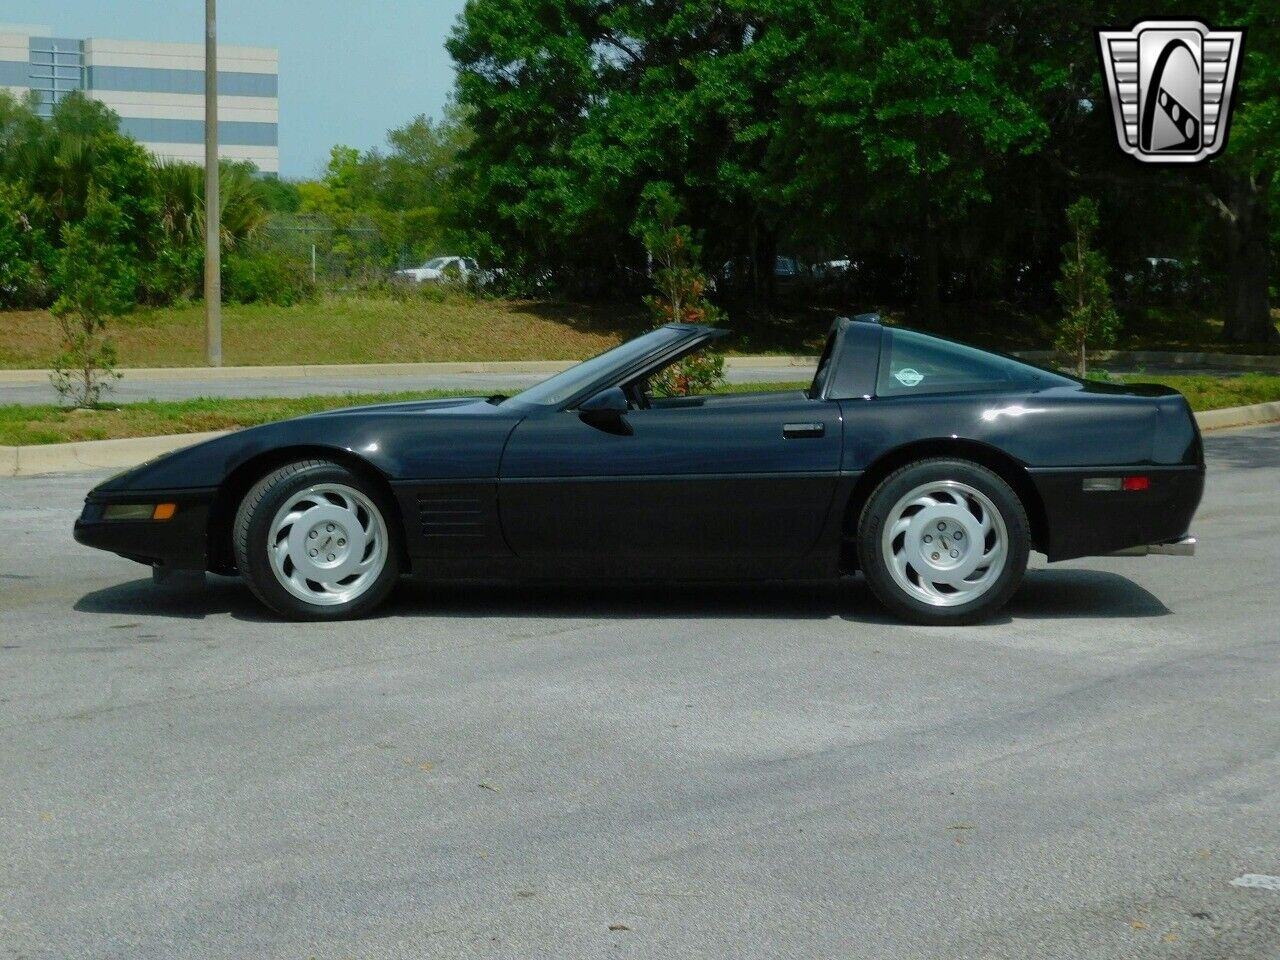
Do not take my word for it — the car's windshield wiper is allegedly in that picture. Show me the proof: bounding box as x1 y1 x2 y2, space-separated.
486 394 509 405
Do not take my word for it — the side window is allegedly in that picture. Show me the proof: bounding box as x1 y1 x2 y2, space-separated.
635 346 722 402
876 329 1040 397
808 330 838 399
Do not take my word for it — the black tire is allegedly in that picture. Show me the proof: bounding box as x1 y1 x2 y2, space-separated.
232 459 402 621
856 458 1030 626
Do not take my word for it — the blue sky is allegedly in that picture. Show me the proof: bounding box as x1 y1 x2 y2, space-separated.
3 0 469 178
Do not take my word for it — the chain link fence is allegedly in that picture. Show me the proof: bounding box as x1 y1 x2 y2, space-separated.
259 213 394 290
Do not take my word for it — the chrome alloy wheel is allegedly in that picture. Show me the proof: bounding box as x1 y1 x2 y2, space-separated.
880 480 1008 608
266 482 389 607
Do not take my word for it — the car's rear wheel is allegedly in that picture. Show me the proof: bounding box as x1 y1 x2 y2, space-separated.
233 460 401 620
856 458 1029 625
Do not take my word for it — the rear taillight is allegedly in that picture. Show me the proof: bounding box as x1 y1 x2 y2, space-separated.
1083 476 1151 492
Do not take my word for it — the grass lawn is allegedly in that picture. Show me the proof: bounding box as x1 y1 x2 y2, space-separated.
3 294 1277 370
2 374 1278 447
1126 373 1280 412
833 303 1280 355
0 295 651 369
0 391 472 446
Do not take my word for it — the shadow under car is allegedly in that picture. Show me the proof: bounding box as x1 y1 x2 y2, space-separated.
73 568 1170 625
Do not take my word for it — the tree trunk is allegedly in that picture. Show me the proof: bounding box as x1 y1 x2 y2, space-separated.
1220 172 1278 344
762 227 777 308
917 213 941 315
746 218 776 319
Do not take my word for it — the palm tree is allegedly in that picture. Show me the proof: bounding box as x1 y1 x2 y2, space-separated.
153 159 268 250
153 160 202 246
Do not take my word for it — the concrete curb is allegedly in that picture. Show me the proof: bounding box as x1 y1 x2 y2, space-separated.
1 351 1273 385
727 355 819 369
0 431 228 478
3 350 1277 383
0 355 819 385
1195 399 1280 431
2 401 1276 478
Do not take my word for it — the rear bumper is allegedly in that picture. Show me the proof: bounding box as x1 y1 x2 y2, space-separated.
1029 465 1205 561
73 489 215 571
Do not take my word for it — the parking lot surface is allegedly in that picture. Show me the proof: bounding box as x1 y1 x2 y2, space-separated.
1 424 1278 959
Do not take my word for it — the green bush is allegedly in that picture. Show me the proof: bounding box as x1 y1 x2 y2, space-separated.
0 180 54 307
223 250 316 306
417 282 450 304
139 236 201 305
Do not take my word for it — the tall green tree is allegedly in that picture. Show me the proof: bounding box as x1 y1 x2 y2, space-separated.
449 0 1048 309
786 1 1047 311
0 91 162 301
294 108 472 273
447 0 607 280
372 106 473 212
1202 0 1280 342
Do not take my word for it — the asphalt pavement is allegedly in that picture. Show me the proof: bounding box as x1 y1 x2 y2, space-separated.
1 424 1278 959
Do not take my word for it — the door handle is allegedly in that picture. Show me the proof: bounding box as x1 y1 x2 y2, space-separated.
783 422 825 439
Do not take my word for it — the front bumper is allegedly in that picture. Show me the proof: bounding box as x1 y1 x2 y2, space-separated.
74 488 216 572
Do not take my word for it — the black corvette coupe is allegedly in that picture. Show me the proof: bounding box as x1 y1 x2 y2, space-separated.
74 315 1203 624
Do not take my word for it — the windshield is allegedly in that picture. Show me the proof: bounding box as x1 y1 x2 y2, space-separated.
511 327 689 407
423 257 451 269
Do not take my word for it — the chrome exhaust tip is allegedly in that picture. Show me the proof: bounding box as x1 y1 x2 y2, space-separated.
1109 536 1197 557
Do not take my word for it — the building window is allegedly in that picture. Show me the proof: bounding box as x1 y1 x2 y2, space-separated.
28 38 84 117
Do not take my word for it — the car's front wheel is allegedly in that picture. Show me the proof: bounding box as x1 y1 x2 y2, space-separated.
856 458 1030 625
233 460 401 620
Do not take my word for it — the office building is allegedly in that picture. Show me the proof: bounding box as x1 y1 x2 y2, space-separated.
0 24 279 174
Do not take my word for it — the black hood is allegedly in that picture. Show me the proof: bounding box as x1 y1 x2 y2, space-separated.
298 396 494 419
92 394 521 494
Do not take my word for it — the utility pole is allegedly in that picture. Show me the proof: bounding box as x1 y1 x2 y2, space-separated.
204 0 222 366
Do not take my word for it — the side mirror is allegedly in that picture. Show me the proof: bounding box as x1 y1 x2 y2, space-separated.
578 386 629 425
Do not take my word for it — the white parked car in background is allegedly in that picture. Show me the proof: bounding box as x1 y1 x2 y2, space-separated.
394 256 486 284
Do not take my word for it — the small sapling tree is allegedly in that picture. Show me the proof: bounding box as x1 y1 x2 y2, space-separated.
49 188 133 407
1055 197 1120 378
635 184 725 395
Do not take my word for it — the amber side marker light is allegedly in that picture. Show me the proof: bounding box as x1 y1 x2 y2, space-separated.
102 503 178 521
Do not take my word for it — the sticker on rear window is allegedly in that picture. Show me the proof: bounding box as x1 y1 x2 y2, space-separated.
894 367 924 387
